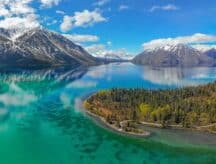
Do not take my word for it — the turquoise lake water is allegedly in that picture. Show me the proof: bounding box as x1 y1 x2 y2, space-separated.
0 63 216 164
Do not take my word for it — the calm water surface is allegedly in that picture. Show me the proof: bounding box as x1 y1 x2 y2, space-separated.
0 63 215 164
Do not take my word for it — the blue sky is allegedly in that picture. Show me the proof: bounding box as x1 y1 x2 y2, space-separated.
1 0 216 56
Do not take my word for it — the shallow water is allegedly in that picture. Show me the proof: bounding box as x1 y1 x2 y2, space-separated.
0 63 215 164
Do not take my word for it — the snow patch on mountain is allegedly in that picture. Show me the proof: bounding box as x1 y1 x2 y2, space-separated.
0 27 34 41
145 44 202 57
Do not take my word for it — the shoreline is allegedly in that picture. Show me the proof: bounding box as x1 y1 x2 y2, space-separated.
77 95 151 138
80 93 215 138
140 121 216 134
84 107 151 138
85 107 216 136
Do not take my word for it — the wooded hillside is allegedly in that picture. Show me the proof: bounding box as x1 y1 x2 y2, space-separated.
85 82 216 132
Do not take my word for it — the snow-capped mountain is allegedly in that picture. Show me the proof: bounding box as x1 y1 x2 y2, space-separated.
0 28 29 41
93 50 134 61
0 27 98 68
133 44 214 67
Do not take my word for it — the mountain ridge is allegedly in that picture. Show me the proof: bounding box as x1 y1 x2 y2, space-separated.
133 44 215 67
1 27 216 68
0 27 98 68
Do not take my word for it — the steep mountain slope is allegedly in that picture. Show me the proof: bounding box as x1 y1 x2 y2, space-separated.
0 28 98 68
204 48 216 59
133 44 214 67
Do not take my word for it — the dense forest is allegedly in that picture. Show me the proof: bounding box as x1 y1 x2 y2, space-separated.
84 81 216 133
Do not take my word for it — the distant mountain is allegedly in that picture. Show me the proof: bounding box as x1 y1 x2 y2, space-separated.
0 27 98 68
88 48 134 61
102 54 123 60
204 48 216 59
94 53 133 61
133 44 214 67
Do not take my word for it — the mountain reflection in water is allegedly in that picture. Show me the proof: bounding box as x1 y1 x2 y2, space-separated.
142 66 216 86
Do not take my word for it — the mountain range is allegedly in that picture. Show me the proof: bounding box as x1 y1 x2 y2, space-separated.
93 52 134 61
133 44 215 67
0 27 216 68
0 27 98 68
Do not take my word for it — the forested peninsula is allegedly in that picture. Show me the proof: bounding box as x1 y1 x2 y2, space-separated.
84 82 216 135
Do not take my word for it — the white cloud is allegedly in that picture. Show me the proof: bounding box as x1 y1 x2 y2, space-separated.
119 5 129 11
107 41 112 46
0 15 39 29
0 0 35 16
56 10 65 15
93 0 110 6
40 0 62 8
0 0 39 30
192 44 216 52
60 9 107 32
60 16 73 32
149 4 179 12
0 4 10 17
142 33 216 50
9 0 35 15
47 19 58 26
63 34 99 43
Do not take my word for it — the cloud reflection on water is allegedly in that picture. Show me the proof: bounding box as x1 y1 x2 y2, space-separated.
66 80 97 88
142 66 216 86
0 83 37 106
